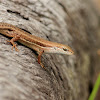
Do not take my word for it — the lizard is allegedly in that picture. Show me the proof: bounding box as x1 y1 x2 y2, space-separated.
0 22 74 68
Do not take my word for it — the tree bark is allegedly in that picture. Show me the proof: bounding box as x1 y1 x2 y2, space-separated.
0 0 100 100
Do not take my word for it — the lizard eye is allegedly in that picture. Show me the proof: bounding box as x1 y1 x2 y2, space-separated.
63 48 68 51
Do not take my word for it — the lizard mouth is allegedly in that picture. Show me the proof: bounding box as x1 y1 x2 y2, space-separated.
69 50 74 55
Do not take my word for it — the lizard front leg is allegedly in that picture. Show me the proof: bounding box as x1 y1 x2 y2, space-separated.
38 50 45 68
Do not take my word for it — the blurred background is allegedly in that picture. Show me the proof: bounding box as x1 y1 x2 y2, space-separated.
89 0 100 100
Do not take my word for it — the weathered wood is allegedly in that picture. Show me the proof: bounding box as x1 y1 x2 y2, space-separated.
0 0 99 100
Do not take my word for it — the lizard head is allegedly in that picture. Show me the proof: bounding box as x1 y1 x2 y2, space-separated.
44 43 74 55
55 44 74 55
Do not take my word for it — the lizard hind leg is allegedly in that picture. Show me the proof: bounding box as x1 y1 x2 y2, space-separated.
7 34 21 51
7 38 19 51
1 30 21 52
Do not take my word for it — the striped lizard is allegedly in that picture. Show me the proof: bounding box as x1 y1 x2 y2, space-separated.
0 22 74 68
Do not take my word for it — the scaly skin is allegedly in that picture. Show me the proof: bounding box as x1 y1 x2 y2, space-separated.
0 22 74 68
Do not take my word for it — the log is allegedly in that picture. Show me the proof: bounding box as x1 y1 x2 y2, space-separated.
0 0 99 100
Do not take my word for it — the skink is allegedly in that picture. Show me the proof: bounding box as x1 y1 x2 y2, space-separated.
0 22 74 68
